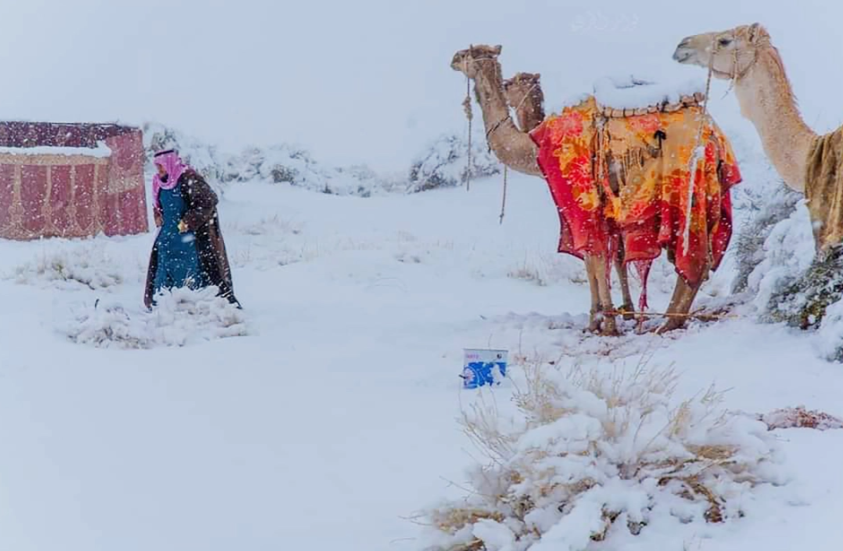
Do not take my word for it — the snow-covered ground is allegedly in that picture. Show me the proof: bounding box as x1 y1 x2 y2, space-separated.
0 161 842 550
2 2 843 549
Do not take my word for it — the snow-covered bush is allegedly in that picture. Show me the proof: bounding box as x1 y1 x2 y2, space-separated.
719 134 843 359
416 357 786 551
61 287 249 349
731 184 801 294
143 122 403 196
813 287 843 361
408 133 500 193
144 121 504 196
739 202 814 315
143 121 225 182
765 243 843 328
220 144 403 196
9 245 131 291
760 239 843 365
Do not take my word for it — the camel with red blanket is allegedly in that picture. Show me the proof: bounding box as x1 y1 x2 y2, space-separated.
451 45 742 335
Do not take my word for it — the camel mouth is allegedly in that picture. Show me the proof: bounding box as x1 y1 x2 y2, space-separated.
450 53 467 71
672 48 695 64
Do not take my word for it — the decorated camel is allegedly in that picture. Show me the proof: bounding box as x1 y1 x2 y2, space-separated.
673 23 843 255
451 45 742 335
503 71 639 325
503 71 638 326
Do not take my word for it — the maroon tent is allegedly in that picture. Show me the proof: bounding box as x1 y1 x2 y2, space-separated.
0 122 148 240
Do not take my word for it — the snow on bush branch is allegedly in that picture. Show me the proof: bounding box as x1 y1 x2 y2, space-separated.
142 122 499 196
61 287 249 349
416 356 788 551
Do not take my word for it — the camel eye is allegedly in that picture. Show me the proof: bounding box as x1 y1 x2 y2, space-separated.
718 37 732 47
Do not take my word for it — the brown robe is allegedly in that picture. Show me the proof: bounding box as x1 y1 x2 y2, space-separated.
144 169 239 308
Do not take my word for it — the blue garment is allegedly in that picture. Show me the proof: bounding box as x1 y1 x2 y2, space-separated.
152 183 207 298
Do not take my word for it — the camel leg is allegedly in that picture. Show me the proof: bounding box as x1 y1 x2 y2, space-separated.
656 271 706 334
615 254 635 321
585 254 603 333
656 278 692 334
593 253 619 336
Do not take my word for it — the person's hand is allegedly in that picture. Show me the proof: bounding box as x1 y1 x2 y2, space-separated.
154 210 162 227
178 220 188 233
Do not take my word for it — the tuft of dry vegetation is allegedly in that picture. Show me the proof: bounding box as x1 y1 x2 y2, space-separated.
415 353 786 551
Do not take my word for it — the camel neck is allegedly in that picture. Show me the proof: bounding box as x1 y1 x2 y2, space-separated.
734 47 817 192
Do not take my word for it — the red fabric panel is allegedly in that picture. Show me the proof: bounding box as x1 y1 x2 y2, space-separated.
119 187 145 234
105 130 148 236
529 109 610 259
20 165 47 234
102 194 119 236
94 162 116 236
0 165 14 229
49 165 73 234
74 164 95 231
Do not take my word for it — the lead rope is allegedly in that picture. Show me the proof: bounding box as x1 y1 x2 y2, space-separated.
462 54 473 192
499 166 508 224
681 39 716 255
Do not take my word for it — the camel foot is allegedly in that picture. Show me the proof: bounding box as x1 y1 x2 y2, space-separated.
656 317 686 335
588 307 603 333
600 316 621 337
620 303 636 321
600 326 621 337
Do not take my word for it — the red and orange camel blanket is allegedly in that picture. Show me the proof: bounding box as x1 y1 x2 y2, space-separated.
529 95 742 310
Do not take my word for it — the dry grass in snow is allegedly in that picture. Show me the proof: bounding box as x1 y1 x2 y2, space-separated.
7 244 135 291
415 354 788 551
506 253 586 287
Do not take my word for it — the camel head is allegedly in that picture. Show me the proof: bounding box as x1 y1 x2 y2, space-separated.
673 23 770 80
502 72 543 108
451 44 502 79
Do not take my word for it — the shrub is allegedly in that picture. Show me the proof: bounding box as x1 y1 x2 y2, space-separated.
416 355 786 551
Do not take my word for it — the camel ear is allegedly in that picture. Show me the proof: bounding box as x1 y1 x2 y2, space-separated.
493 45 502 55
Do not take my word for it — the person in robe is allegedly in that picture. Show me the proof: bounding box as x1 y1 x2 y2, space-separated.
143 149 240 309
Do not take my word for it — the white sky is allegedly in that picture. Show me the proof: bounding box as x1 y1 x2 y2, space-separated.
0 0 839 171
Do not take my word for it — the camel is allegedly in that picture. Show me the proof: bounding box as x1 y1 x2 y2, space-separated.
673 23 843 254
502 71 638 327
451 44 740 335
450 46 632 334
